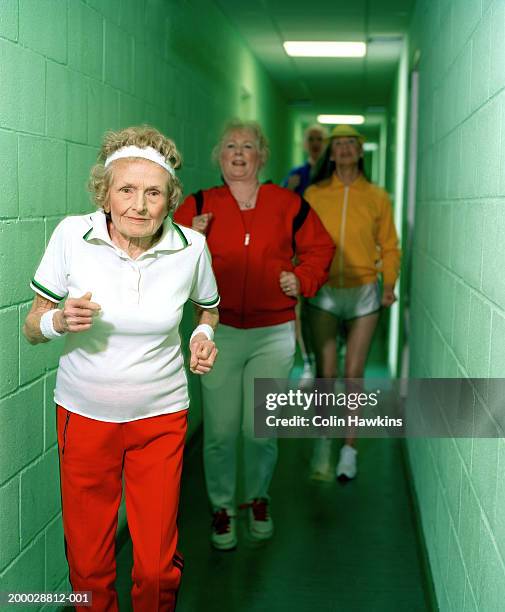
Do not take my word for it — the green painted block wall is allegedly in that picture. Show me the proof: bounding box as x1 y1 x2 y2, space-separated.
0 0 289 602
407 1 505 610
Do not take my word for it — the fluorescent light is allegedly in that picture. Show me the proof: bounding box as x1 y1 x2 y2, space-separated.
317 114 365 125
363 142 378 151
283 41 366 58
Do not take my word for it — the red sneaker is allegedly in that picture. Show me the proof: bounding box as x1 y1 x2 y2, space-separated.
210 509 237 550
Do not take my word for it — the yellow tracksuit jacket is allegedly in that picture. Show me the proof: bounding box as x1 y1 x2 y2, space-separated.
304 174 401 288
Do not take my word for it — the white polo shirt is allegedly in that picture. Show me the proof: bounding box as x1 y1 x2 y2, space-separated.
31 210 220 422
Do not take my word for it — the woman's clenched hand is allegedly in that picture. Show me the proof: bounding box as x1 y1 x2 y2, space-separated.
54 292 101 333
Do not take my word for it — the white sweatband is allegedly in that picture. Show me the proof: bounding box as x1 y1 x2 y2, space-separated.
190 324 214 344
104 146 175 176
40 309 65 340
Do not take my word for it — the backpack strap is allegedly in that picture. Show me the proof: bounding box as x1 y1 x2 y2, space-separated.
292 197 311 251
194 190 204 215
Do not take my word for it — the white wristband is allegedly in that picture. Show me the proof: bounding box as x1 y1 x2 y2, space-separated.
190 324 214 344
40 309 65 340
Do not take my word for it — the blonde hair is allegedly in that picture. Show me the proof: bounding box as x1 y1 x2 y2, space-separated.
304 124 328 141
212 119 269 167
88 125 183 213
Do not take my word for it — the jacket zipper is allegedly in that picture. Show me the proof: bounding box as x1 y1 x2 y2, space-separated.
339 186 349 287
62 411 71 455
228 184 257 326
240 215 253 326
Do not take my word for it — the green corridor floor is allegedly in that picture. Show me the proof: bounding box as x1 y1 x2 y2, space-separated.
116 434 432 611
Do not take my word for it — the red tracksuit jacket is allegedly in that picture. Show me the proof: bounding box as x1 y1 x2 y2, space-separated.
174 184 335 328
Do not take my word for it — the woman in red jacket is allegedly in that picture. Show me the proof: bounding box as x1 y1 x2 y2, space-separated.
174 120 334 550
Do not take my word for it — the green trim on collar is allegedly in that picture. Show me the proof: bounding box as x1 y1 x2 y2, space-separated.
31 279 65 302
82 228 93 241
171 222 189 248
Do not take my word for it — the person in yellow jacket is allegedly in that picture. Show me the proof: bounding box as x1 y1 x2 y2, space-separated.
304 124 401 482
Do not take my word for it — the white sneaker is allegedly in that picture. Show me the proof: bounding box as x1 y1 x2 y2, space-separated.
336 445 357 482
310 438 333 481
211 509 237 550
248 498 274 540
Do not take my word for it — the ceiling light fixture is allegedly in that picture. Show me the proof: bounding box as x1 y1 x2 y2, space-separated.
317 114 365 125
283 41 366 58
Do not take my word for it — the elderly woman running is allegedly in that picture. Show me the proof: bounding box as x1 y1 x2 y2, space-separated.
24 125 219 611
174 119 335 551
304 124 401 483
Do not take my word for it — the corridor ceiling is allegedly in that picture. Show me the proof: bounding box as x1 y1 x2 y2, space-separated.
215 0 416 112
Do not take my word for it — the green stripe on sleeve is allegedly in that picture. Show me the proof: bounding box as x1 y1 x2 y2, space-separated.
190 294 220 307
30 279 65 302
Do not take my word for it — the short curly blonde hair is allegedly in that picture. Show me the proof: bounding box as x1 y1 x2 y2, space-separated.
212 119 269 167
88 125 183 213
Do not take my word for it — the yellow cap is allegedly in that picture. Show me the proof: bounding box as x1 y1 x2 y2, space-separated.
326 124 365 143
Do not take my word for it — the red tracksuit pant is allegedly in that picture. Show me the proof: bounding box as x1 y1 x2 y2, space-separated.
57 406 187 612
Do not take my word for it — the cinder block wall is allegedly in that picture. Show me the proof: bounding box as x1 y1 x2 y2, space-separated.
407 1 505 610
0 0 288 601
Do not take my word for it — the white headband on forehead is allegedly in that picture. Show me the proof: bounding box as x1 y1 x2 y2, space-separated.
104 145 175 176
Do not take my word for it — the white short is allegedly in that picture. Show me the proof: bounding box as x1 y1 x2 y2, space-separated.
307 282 381 320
